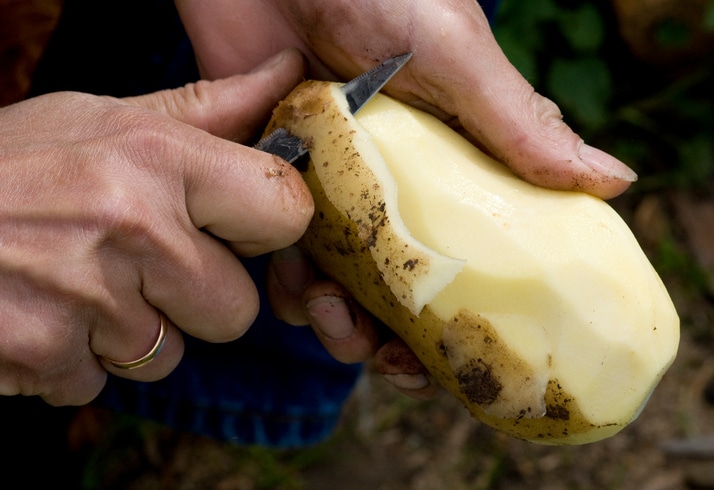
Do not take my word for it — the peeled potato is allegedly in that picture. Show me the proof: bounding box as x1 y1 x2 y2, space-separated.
264 80 679 445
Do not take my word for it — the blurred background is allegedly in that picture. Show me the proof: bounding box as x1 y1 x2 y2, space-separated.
2 0 714 488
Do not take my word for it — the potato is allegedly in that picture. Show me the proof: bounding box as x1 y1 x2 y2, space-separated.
264 81 679 445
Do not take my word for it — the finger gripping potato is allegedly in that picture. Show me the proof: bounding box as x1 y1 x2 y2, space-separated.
264 80 679 445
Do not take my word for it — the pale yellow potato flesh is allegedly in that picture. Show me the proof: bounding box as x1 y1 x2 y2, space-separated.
264 81 680 445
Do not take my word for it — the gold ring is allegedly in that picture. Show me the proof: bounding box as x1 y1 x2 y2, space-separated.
104 312 168 370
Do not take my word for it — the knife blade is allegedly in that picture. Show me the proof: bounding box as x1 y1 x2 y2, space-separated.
255 52 412 164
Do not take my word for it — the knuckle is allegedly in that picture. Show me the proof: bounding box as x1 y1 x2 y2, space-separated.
178 80 214 109
114 112 178 166
80 128 174 248
502 89 575 170
90 183 154 241
530 92 565 130
151 80 215 131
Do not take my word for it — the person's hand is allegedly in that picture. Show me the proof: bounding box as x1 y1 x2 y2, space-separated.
176 0 638 200
0 50 314 406
265 245 442 400
174 0 638 399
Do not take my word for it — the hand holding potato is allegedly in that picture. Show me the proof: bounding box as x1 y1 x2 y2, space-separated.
174 0 640 399
176 0 638 200
263 76 677 444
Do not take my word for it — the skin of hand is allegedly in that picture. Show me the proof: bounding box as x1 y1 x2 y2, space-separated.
0 51 314 406
175 0 641 400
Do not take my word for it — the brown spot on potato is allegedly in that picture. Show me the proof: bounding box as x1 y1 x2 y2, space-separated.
454 358 502 405
546 404 570 421
403 259 419 271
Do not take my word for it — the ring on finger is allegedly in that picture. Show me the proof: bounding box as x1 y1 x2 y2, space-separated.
103 312 168 370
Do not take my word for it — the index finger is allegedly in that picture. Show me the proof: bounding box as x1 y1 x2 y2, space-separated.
183 137 314 256
126 49 315 255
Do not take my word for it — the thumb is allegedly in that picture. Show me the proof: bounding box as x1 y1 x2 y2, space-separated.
121 49 314 255
396 7 636 200
442 51 637 200
124 48 308 142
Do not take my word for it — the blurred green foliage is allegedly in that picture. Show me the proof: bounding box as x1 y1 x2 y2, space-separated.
493 0 714 192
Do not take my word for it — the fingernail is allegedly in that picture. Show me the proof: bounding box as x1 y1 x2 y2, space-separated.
271 246 312 294
579 143 638 182
383 373 430 391
306 295 354 340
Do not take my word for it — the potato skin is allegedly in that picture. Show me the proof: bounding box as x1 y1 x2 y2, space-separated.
297 148 613 444
264 80 669 444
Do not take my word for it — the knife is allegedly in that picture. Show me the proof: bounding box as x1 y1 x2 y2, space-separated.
255 52 413 164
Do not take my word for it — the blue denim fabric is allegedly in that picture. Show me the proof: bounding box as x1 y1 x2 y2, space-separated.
31 0 501 448
97 256 362 448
